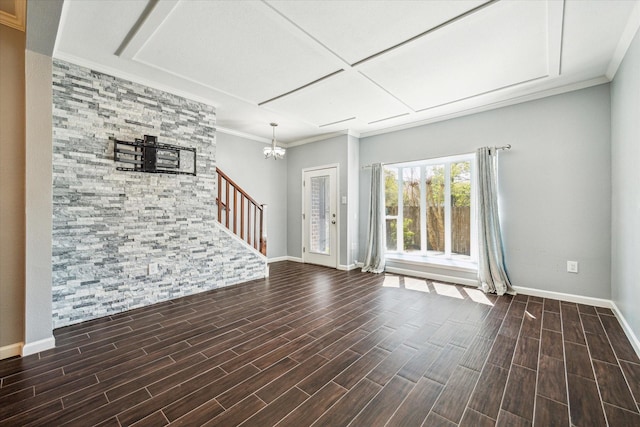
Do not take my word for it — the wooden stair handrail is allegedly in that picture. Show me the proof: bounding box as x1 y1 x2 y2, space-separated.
216 167 266 256
216 168 262 207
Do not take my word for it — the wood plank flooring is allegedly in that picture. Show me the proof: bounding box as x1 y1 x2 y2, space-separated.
1 261 639 426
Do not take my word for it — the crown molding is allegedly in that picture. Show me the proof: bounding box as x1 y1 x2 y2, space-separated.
216 126 270 144
287 129 361 148
53 53 610 148
359 76 609 139
606 0 640 80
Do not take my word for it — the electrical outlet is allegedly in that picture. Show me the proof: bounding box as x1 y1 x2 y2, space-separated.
148 262 159 275
567 261 578 273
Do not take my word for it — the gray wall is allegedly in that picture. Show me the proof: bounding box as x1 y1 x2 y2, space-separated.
51 60 266 328
20 0 63 355
24 50 54 349
360 84 612 299
216 132 288 258
611 28 640 339
287 135 350 266
26 0 63 56
347 135 360 266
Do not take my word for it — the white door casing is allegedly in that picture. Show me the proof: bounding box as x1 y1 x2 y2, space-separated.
303 166 338 268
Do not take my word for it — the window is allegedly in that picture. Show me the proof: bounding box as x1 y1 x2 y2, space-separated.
384 154 476 265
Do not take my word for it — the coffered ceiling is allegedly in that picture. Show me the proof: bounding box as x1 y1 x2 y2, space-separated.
53 0 640 145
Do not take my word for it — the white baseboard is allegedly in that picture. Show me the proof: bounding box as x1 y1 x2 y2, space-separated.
512 286 612 308
269 255 306 263
268 256 362 271
610 302 640 359
271 258 356 271
0 342 23 360
267 256 304 263
384 271 639 359
267 257 640 359
338 264 359 271
385 266 478 287
512 287 639 360
22 336 56 356
270 257 357 271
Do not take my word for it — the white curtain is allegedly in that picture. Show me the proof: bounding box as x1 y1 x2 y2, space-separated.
477 147 515 295
362 163 385 273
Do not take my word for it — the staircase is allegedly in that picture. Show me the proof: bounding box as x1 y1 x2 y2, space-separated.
215 168 267 256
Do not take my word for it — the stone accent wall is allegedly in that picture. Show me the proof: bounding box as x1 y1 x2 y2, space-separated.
52 60 266 328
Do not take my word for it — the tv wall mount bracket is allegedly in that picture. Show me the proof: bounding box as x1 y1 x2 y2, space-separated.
114 135 196 176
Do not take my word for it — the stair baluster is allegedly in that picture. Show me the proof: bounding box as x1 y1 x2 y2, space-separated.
216 168 267 255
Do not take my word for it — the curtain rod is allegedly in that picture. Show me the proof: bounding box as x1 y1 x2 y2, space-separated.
361 144 512 169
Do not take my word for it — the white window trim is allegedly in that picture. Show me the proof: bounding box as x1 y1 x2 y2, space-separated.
384 153 477 270
385 253 477 273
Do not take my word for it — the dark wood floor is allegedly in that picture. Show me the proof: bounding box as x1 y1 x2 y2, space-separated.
1 262 639 426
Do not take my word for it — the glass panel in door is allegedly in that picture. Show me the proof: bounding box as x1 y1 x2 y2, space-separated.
310 175 330 254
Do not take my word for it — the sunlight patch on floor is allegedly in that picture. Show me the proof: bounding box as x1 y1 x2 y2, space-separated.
404 277 430 293
383 275 400 288
463 288 494 306
433 282 464 299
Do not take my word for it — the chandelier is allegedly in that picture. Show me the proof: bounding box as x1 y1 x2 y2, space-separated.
263 122 285 160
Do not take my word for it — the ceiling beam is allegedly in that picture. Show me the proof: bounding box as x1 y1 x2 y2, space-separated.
547 0 565 77
116 0 179 59
351 0 498 68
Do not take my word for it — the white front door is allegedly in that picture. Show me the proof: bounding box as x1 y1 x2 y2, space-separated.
303 167 338 268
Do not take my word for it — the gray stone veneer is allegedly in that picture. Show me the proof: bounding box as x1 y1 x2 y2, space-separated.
52 60 266 328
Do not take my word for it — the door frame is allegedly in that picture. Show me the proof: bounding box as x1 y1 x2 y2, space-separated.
301 163 340 269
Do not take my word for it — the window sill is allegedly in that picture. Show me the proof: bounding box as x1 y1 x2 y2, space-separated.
385 253 477 273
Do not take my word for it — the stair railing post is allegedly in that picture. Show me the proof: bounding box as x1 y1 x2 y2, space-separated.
225 179 230 228
260 204 267 256
217 170 222 222
233 188 238 234
240 195 245 240
253 203 257 249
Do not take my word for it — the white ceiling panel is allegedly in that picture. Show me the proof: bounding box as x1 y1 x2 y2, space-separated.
561 0 637 76
267 0 486 65
55 0 148 59
265 71 411 127
358 0 549 111
52 0 640 143
134 0 343 104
